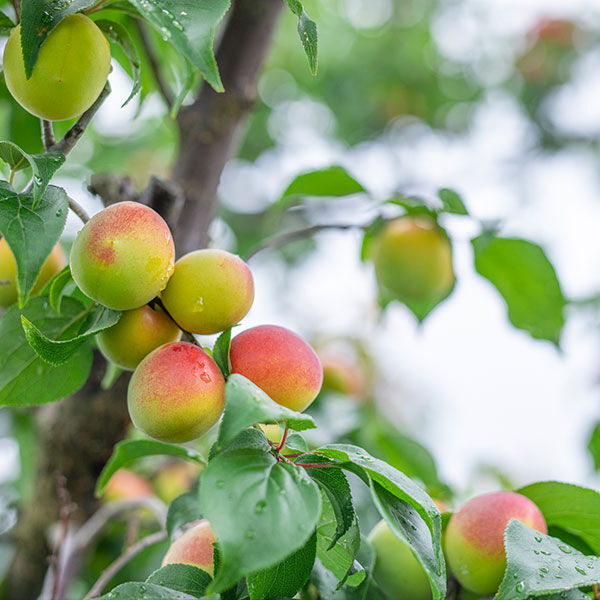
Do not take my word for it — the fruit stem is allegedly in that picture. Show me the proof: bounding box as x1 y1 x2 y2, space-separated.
150 297 199 346
68 196 90 224
275 423 289 452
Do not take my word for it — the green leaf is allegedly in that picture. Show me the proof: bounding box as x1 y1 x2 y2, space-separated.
438 188 468 215
46 266 73 314
371 482 446 600
495 519 600 600
96 582 198 600
96 20 141 107
247 532 316 600
0 11 15 35
472 234 565 344
353 411 450 497
588 423 600 472
146 564 212 597
283 0 318 75
166 488 203 540
0 182 67 305
0 142 65 205
314 444 442 556
20 1 99 78
518 481 600 555
128 0 230 92
96 439 205 496
0 296 93 407
199 447 322 593
212 327 231 378
22 304 121 366
213 374 316 453
301 456 355 547
315 492 361 584
279 166 364 206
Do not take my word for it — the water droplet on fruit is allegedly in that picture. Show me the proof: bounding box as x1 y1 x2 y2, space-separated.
534 535 542 543
558 545 572 554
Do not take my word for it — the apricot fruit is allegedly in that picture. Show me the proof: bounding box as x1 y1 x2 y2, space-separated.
102 468 153 503
97 305 181 370
368 520 431 600
319 352 365 398
3 14 111 121
229 325 323 412
160 249 254 335
162 519 216 577
0 238 66 307
154 462 202 504
70 202 175 310
128 342 225 443
444 491 547 595
371 216 454 309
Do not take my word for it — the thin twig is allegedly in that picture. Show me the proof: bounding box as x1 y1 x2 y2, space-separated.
68 196 90 224
12 0 20 21
275 423 289 452
49 474 77 600
245 223 362 260
48 496 167 600
83 0 110 14
48 83 111 156
134 20 174 107
83 530 167 599
41 120 56 151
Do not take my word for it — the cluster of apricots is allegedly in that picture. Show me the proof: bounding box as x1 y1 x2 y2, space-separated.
68 201 323 443
369 490 547 599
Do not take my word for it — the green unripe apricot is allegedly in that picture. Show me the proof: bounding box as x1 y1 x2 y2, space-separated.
368 520 431 600
3 14 111 121
70 201 175 311
372 216 455 307
97 305 181 370
161 249 254 335
0 238 66 307
445 492 547 596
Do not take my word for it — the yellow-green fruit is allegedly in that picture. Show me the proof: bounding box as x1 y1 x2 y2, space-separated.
70 201 175 310
97 305 181 370
161 249 254 335
3 14 111 121
0 238 66 307
154 462 202 504
372 217 455 306
368 520 431 600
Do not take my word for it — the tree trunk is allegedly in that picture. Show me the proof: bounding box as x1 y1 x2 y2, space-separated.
3 1 283 597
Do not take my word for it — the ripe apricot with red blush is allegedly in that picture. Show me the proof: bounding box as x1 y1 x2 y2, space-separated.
128 342 225 443
230 325 323 412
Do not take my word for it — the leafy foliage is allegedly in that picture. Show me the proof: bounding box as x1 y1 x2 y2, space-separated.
0 296 93 406
472 234 566 344
0 182 67 305
496 520 600 600
96 439 205 495
283 1 318 75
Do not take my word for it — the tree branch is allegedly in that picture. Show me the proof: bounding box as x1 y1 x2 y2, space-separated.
68 196 90 224
172 0 284 254
41 120 55 151
48 84 111 156
83 530 167 599
245 223 362 260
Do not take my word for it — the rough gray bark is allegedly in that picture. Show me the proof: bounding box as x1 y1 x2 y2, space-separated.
173 0 284 254
3 1 283 597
